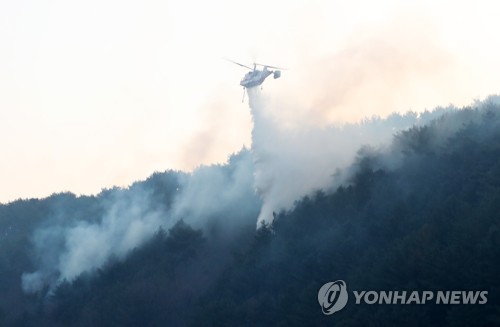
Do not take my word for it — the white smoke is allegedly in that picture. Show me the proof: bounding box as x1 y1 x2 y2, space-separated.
247 87 451 225
21 152 259 294
172 151 259 232
22 189 165 293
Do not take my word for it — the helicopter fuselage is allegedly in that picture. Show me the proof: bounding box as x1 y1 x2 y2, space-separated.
240 66 281 89
226 59 282 90
240 69 273 88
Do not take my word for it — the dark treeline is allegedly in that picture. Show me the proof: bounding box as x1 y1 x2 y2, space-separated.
1 102 500 326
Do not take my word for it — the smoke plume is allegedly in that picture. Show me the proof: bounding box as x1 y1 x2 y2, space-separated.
21 151 259 293
247 88 452 225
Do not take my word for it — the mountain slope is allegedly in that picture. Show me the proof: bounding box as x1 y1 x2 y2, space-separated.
1 101 500 326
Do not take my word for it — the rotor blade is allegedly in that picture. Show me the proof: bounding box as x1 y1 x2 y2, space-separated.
224 58 253 70
254 63 286 70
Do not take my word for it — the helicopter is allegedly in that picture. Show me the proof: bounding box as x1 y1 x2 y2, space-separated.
226 59 284 101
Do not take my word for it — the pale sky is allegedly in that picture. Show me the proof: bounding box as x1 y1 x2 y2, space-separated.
1 0 500 203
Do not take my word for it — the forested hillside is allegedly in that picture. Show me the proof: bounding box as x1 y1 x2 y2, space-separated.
1 102 500 326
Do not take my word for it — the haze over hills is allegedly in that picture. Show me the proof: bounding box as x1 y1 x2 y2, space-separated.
3 2 500 326
0 95 499 325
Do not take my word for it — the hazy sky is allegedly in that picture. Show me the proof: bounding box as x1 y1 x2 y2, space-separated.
1 0 500 202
